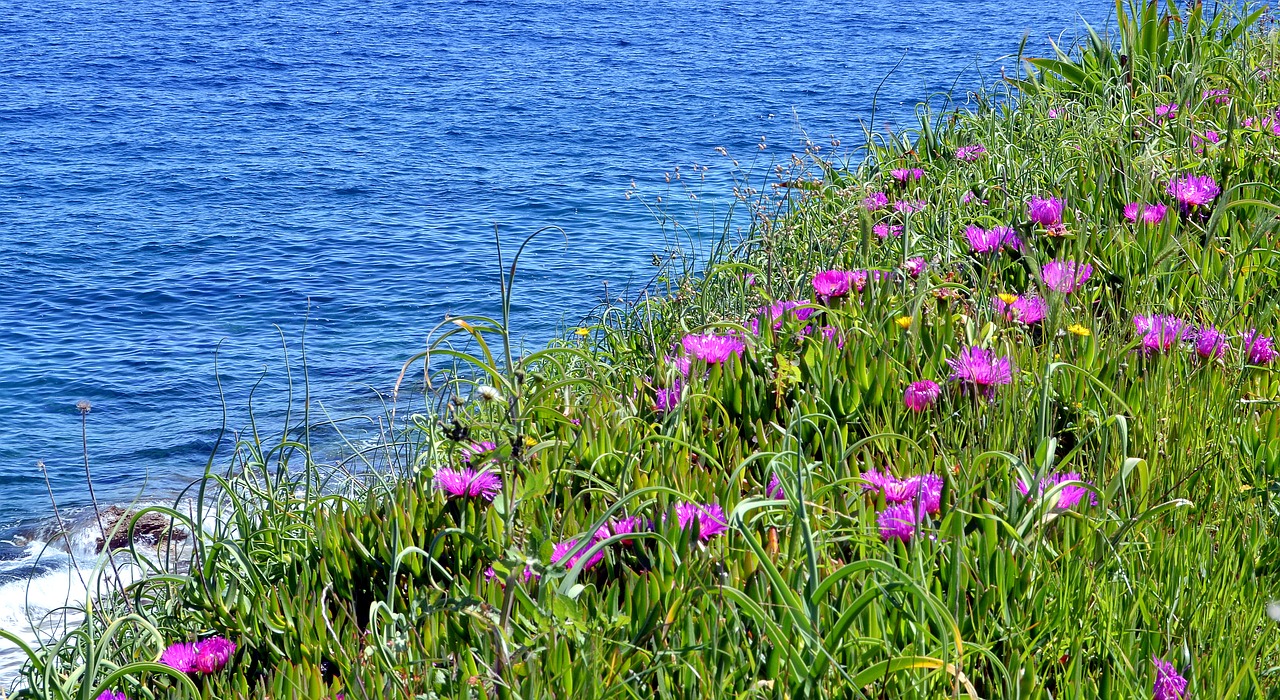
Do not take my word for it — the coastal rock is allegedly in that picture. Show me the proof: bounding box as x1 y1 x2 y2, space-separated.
94 506 188 553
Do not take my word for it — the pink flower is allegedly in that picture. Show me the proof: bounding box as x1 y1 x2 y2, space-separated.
893 199 927 214
1245 330 1278 365
1027 196 1064 227
1152 656 1188 700
682 333 745 363
960 190 988 206
966 225 1022 254
1016 473 1096 509
889 168 924 183
1042 259 1093 293
160 642 199 673
812 269 853 298
193 637 236 674
902 257 927 278
903 380 942 412
1203 87 1230 105
1194 326 1228 359
674 502 728 541
609 516 648 545
947 346 1013 398
461 441 498 464
1191 130 1220 152
1123 202 1168 225
434 467 503 501
1155 102 1179 121
864 191 889 211
1167 174 1220 208
766 473 785 499
878 504 919 542
992 295 1047 325
874 223 904 238
955 144 986 161
552 537 606 572
820 325 845 348
654 382 682 412
1134 314 1189 354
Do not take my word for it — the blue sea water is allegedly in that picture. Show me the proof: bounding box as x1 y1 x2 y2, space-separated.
0 0 1114 534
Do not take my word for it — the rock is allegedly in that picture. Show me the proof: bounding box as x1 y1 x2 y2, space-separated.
94 506 188 553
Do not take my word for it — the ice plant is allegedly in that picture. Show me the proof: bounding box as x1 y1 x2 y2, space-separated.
1027 196 1064 227
1191 130 1220 152
960 190 987 205
1042 259 1093 293
874 223 903 238
904 474 944 514
682 333 745 363
877 504 918 542
609 516 647 545
766 473 785 499
674 502 728 541
1203 87 1230 104
992 295 1047 325
654 383 681 413
1194 326 1228 359
1017 473 1097 509
1152 656 1188 700
955 144 986 161
96 692 127 700
1154 102 1179 121
752 300 817 333
1167 174 1220 208
902 257 927 278
893 199 926 214
965 225 1021 254
889 167 923 183
903 380 941 412
1245 330 1278 365
1134 315 1189 354
160 642 200 673
552 537 606 572
461 441 497 464
434 467 503 501
947 346 1013 398
812 269 853 299
1124 202 1168 225
194 637 236 674
863 191 888 211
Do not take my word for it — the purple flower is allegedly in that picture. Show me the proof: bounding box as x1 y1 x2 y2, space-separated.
878 504 918 542
1042 259 1093 293
813 270 853 299
434 467 503 501
654 383 682 413
1017 472 1097 509
960 190 986 205
610 516 648 545
1152 656 1188 700
1203 87 1231 104
766 473 785 499
1245 330 1278 365
894 199 927 214
1194 326 1229 359
993 295 1047 325
1167 174 1220 208
160 642 200 673
1155 102 1179 121
889 168 924 183
1048 108 1062 119
461 441 498 464
864 191 888 211
861 470 942 513
753 300 817 332
97 692 127 700
902 257 927 278
820 325 845 348
874 223 904 238
860 467 898 495
947 346 1014 398
674 502 729 541
903 380 942 412
193 637 236 674
966 225 1022 254
956 144 987 161
1191 130 1220 152
1134 315 1189 354
682 333 746 363
1124 202 1168 225
1028 197 1064 227
904 474 943 514
552 537 605 571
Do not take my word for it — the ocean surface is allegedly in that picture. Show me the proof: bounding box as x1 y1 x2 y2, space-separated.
0 0 1112 673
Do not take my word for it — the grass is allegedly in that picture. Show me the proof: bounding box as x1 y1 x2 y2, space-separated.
6 1 1280 697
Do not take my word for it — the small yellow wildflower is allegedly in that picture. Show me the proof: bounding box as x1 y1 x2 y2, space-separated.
997 293 1019 305
575 327 590 337
895 316 913 329
524 436 538 448
1067 323 1092 337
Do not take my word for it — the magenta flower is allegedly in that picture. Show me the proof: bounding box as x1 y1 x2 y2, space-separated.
97 691 127 700
813 270 853 299
552 537 605 572
766 473 785 499
1191 130 1220 152
904 474 944 514
966 225 1022 254
461 441 498 464
1134 315 1189 354
674 502 729 541
193 637 236 674
1048 108 1062 119
889 167 923 183
1124 202 1168 225
862 469 942 513
1152 656 1188 700
752 300 817 333
894 199 927 214
1042 259 1093 293
434 467 503 501
902 257 927 278
993 295 1047 325
903 380 942 412
864 191 888 211
820 325 845 348
654 383 682 413
878 504 919 542
1017 472 1096 509
874 223 904 238
160 642 200 673
955 144 986 161
1203 87 1230 104
947 346 1014 398
1167 174 1220 208
1245 330 1278 365
1155 102 1179 121
682 333 745 363
860 467 899 496
1027 196 1064 227
960 190 987 206
1194 326 1228 359
609 516 648 545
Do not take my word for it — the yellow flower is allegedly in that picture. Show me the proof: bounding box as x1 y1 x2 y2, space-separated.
895 316 913 329
1067 323 1092 337
997 293 1019 305
575 327 590 337
524 436 538 448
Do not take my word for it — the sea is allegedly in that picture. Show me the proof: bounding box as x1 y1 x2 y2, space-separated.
0 0 1112 679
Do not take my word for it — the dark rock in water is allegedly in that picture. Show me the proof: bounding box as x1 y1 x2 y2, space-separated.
94 506 188 553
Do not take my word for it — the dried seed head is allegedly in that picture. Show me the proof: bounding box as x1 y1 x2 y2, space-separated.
476 385 504 403
76 400 92 414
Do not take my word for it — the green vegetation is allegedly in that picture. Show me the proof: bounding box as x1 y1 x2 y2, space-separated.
7 1 1280 697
